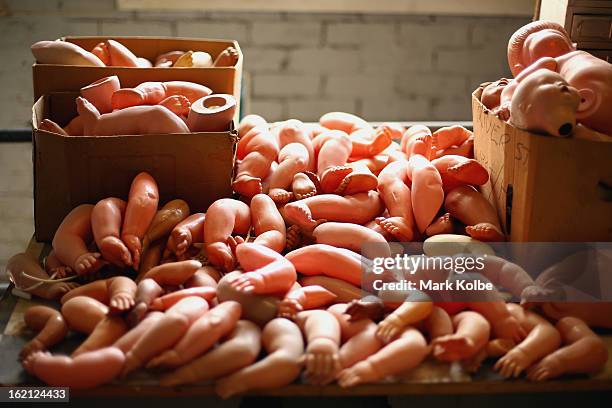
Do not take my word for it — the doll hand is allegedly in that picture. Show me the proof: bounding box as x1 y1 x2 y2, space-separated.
346 299 384 322
229 272 264 294
110 291 136 312
19 338 45 361
278 298 303 320
493 316 526 343
376 314 404 344
122 234 142 269
494 346 531 378
303 337 341 385
46 281 80 300
74 252 105 275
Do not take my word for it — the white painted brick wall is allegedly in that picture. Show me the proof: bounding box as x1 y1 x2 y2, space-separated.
0 1 529 269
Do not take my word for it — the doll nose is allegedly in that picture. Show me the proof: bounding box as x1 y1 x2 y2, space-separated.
558 123 573 136
560 85 570 93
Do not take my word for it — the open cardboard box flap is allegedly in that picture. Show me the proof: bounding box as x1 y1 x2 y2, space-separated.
32 92 237 242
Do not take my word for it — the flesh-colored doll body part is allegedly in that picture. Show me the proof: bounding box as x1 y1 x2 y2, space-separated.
113 311 164 353
286 244 362 286
432 126 473 152
215 318 304 399
401 125 433 159
138 239 164 278
481 78 511 110
431 310 491 362
295 310 341 385
60 276 137 313
493 304 561 378
187 94 237 132
20 306 69 360
537 302 612 329
283 192 384 232
112 81 212 110
64 116 84 136
22 347 125 389
158 95 190 116
277 119 316 172
149 286 217 311
174 51 213 67
121 296 209 377
31 40 105 66
147 301 242 369
217 271 279 326
229 243 296 295
142 199 190 252
526 316 608 381
233 129 279 197
120 172 159 269
435 135 474 159
445 185 504 241
319 112 372 135
154 50 185 67
80 76 120 114
204 198 251 271
52 204 105 276
312 222 391 260
425 213 454 236
238 114 267 139
292 172 318 201
349 126 393 160
185 265 222 289
431 155 489 191
92 40 139 67
61 296 108 334
250 194 286 252
313 130 353 193
376 159 415 241
299 276 363 303
267 143 309 204
39 119 69 136
72 316 128 357
278 285 337 319
376 301 434 344
91 197 130 267
77 97 189 136
6 253 79 299
139 260 202 286
126 278 163 326
160 320 261 386
406 154 444 233
166 213 205 259
213 46 240 67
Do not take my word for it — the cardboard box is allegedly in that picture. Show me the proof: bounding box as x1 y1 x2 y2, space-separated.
32 93 237 242
32 36 243 120
472 86 612 242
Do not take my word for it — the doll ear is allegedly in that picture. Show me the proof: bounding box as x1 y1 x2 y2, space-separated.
577 88 600 117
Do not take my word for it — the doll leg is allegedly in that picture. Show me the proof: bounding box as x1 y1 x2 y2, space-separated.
268 143 309 204
431 310 490 362
20 306 69 360
72 316 128 357
158 95 190 116
377 301 434 344
445 185 504 241
432 126 472 151
349 126 393 159
314 130 353 193
127 278 163 327
160 320 262 386
139 239 164 277
402 125 433 159
61 296 108 334
214 46 240 67
407 154 444 234
44 249 72 279
296 310 341 385
92 198 131 267
423 305 454 340
215 318 304 398
114 311 164 353
278 285 337 319
526 317 607 381
337 326 428 387
336 162 378 196
122 296 209 377
233 133 279 198
204 199 251 272
425 213 454 236
376 163 415 241
292 172 318 200
185 266 221 289
40 119 69 136
286 244 362 286
166 213 205 259
251 194 286 252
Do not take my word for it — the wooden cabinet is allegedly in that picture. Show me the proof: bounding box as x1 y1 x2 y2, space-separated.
538 0 612 60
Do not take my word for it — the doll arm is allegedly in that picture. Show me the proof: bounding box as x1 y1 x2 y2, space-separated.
469 301 526 343
160 320 262 386
149 286 216 311
20 306 69 360
139 260 202 286
376 300 434 344
121 172 159 270
60 279 110 305
278 285 337 319
113 311 164 353
185 266 221 289
72 316 128 357
23 347 125 388
142 199 190 251
527 316 608 381
147 301 241 369
31 40 105 66
127 278 163 327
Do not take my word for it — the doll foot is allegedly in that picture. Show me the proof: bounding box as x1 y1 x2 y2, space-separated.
99 236 132 267
74 252 107 276
269 188 294 205
126 302 148 327
206 242 236 272
526 355 563 381
22 350 49 375
334 172 378 196
367 126 393 156
278 298 303 320
320 166 352 194
215 375 247 399
20 339 45 361
466 223 504 241
214 46 239 67
171 230 192 257
233 175 263 198
110 292 135 313
285 225 302 251
375 217 413 242
284 201 317 230
121 352 143 378
147 350 180 369
123 234 142 269
229 271 264 294
425 213 454 237
432 334 477 362
337 360 380 387
292 172 317 200
40 119 69 136
494 347 531 378
158 95 191 117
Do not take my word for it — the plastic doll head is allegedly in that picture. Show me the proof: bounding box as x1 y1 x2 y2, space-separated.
481 78 511 110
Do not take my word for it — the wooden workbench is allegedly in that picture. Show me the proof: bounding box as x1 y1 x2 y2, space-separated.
1 238 612 397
